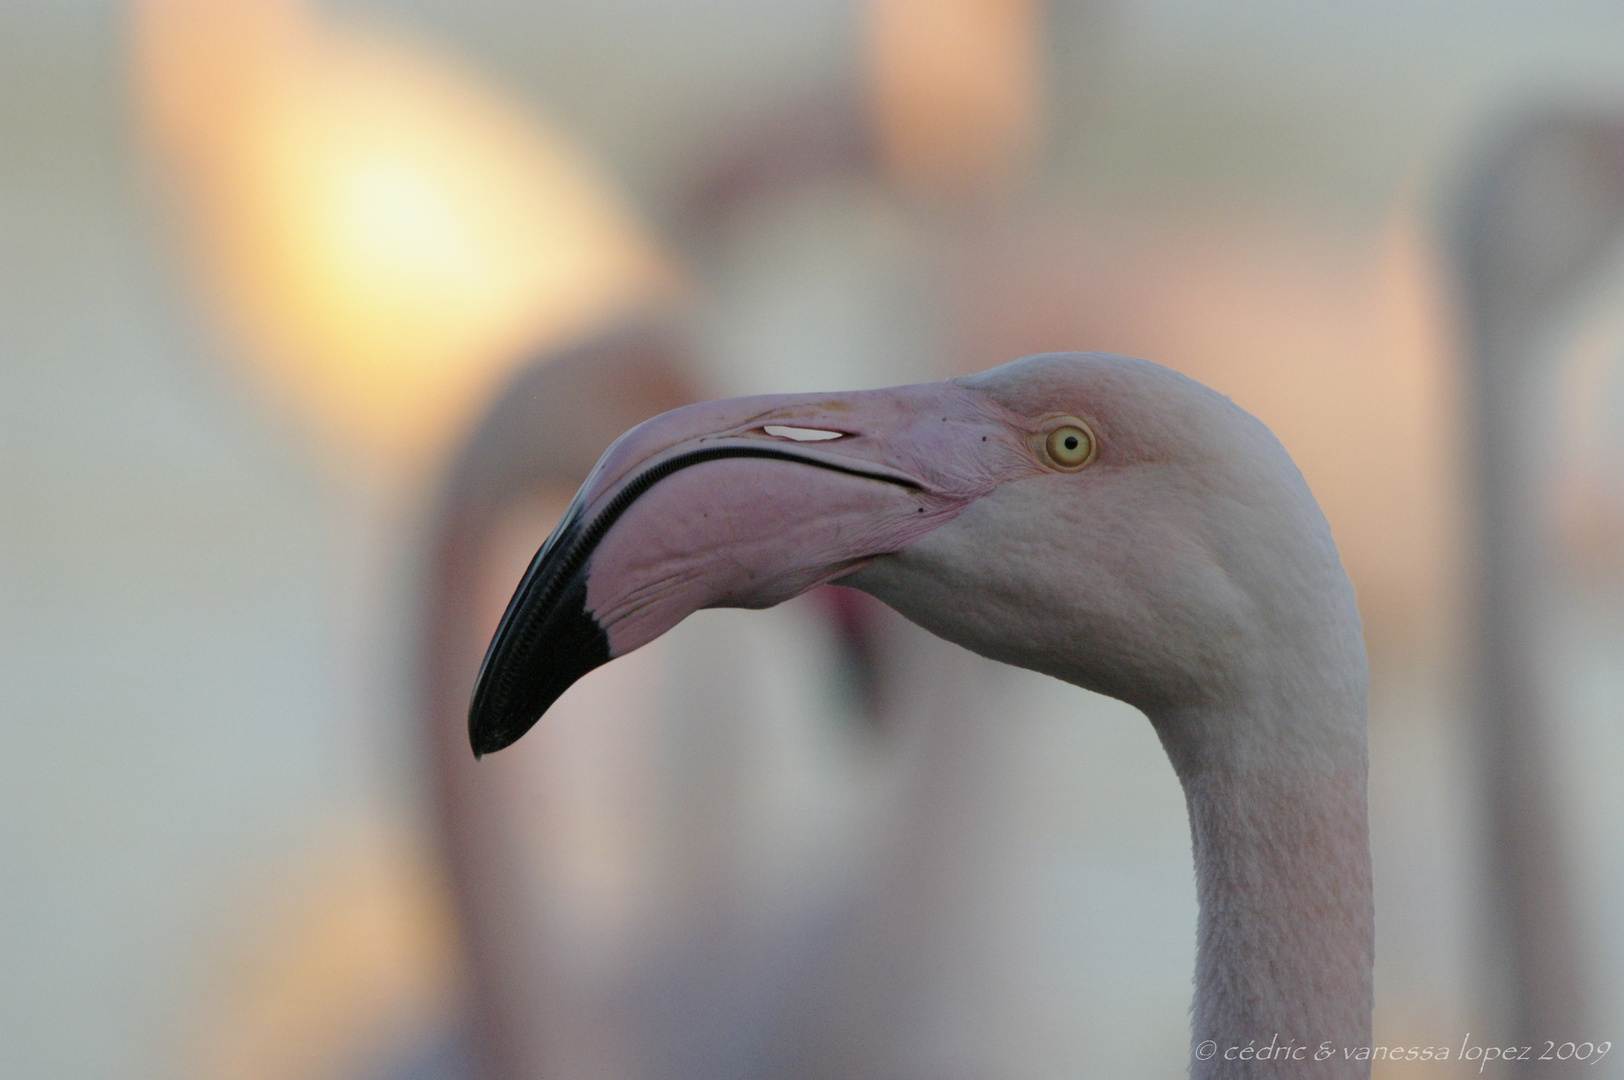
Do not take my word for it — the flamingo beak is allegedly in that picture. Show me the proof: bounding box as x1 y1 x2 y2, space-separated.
466 380 1031 756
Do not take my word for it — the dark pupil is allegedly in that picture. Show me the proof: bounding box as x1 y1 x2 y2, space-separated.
1064 436 1078 450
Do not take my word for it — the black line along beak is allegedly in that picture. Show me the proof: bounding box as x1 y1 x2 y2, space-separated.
466 442 930 757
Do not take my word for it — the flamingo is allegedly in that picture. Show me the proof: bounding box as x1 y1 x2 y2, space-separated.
467 351 1374 1076
421 326 703 1077
1446 110 1624 1063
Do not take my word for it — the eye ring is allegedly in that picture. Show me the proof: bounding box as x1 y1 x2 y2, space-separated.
1038 419 1096 470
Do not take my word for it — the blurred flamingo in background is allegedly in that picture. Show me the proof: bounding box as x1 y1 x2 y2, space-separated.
422 337 1044 1077
134 1 684 1075
420 329 702 1078
1445 109 1624 1076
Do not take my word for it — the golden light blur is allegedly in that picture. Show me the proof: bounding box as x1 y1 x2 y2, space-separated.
134 0 674 467
188 821 458 1080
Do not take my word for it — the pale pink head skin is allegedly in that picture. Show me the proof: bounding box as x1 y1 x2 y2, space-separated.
499 352 1373 1077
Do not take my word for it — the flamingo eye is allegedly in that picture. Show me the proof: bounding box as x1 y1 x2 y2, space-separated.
1042 422 1095 469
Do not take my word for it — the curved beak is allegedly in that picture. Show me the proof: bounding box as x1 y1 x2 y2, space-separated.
467 380 1032 756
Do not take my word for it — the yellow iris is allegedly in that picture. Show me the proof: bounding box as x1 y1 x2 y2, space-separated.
1044 423 1094 468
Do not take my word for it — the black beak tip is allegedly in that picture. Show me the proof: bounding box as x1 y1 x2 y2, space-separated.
466 570 613 759
467 712 519 759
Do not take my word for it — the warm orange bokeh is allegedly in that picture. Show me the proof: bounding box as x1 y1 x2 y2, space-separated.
187 820 457 1080
134 0 674 468
866 0 1045 200
953 200 1463 656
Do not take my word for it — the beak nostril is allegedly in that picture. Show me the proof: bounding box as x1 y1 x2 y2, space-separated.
762 425 845 442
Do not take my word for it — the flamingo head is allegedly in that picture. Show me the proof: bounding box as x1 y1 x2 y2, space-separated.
468 352 1360 758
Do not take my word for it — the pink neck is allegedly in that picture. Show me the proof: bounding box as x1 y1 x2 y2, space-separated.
1161 704 1373 1078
